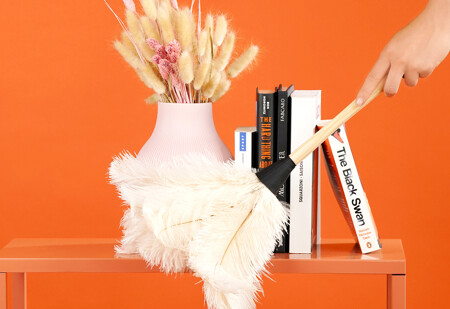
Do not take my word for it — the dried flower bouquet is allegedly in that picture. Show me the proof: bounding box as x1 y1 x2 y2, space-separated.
106 0 259 103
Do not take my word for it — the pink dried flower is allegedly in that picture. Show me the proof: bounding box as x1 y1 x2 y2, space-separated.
165 40 181 63
147 38 167 58
158 59 174 80
152 54 162 64
171 73 184 92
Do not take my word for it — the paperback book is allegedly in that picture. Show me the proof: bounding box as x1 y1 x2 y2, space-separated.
318 121 381 254
234 127 257 169
289 90 321 253
274 84 294 253
256 89 277 170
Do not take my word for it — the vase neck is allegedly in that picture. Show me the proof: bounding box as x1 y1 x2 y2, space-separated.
154 102 215 133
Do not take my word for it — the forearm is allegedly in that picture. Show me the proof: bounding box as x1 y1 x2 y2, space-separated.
426 0 450 34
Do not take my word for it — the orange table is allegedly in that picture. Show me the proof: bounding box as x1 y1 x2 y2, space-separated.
0 238 406 309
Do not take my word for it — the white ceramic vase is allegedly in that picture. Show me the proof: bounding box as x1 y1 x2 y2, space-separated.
137 102 232 164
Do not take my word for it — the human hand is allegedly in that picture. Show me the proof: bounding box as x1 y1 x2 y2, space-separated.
356 0 450 106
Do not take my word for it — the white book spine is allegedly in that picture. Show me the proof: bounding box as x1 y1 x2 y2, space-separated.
289 91 321 253
234 127 255 169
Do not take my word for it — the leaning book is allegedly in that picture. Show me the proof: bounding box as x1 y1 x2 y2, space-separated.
318 120 381 254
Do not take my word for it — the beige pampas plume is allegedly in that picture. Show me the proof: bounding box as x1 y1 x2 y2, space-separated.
175 8 194 52
193 59 211 90
125 9 155 62
120 31 137 56
213 15 227 46
157 3 175 44
140 64 166 93
139 41 155 62
202 14 215 59
202 71 221 98
204 14 214 33
227 45 259 78
145 93 161 104
197 29 208 57
214 31 235 71
178 51 194 84
211 74 231 102
114 42 159 91
140 0 157 20
125 9 143 41
140 16 161 41
114 39 142 70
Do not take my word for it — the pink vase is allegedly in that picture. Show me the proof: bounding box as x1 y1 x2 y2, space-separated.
137 102 233 164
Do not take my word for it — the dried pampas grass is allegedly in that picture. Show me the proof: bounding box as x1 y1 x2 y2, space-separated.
214 32 235 71
178 51 194 83
213 15 228 46
157 3 175 44
114 39 142 70
227 45 259 78
140 0 157 20
193 59 211 90
107 0 259 103
202 71 221 98
175 8 195 52
140 16 161 42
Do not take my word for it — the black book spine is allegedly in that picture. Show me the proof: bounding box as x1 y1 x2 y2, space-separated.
256 89 276 171
273 85 293 253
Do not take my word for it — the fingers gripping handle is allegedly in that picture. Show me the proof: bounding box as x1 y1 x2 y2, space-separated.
289 80 385 165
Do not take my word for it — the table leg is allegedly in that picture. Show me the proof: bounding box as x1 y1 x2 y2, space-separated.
11 273 26 309
0 273 6 309
387 274 406 309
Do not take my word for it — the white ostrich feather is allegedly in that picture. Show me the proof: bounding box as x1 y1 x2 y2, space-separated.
109 152 288 309
110 152 188 272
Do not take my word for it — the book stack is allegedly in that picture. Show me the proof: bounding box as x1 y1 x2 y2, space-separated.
235 85 381 254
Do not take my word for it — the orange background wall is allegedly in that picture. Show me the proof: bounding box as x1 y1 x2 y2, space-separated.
1 0 449 308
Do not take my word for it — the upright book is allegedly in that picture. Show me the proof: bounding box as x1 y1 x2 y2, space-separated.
289 90 321 254
256 89 277 170
318 121 381 254
234 126 257 169
274 84 294 253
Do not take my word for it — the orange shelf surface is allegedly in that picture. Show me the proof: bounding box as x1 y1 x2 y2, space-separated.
0 238 406 309
0 238 405 274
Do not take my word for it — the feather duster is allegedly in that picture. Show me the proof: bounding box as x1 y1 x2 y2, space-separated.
109 153 288 309
110 152 188 272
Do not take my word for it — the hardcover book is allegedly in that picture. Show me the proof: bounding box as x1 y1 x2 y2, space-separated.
274 84 294 253
289 90 321 253
256 89 277 170
234 126 257 169
318 121 381 254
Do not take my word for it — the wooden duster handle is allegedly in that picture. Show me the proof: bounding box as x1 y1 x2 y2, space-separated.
289 81 385 165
